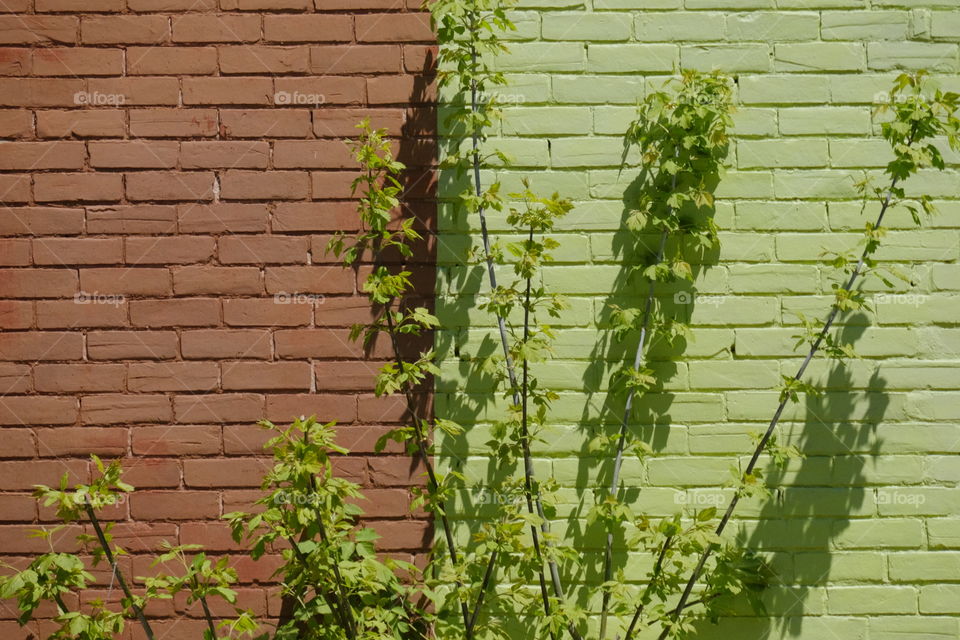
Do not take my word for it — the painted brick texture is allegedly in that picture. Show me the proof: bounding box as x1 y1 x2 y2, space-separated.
435 2 960 638
0 0 436 634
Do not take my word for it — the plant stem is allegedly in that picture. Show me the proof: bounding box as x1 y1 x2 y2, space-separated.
195 585 218 639
381 298 474 637
466 17 578 639
621 534 672 640
82 501 155 640
315 506 357 639
286 533 348 632
521 227 558 629
599 227 669 640
652 172 904 640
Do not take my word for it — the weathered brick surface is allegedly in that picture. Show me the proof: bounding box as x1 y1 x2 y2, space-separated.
433 4 960 638
0 0 435 632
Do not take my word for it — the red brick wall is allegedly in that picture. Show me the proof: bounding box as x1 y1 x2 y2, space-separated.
0 1 436 635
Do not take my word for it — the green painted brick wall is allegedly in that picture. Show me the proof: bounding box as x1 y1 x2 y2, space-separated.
434 2 960 638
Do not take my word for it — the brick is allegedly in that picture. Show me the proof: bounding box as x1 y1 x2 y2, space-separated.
222 361 312 391
223 298 311 327
0 141 85 170
822 11 909 40
37 0 124 10
0 240 29 268
87 205 178 235
0 78 84 107
0 268 77 298
126 236 215 264
310 44 401 74
127 46 218 75
37 110 125 138
81 394 171 424
0 206 84 236
172 14 262 43
0 16 77 44
867 42 959 71
126 171 215 202
173 393 263 423
184 458 269 487
218 45 309 74
130 491 219 520
86 331 179 360
81 16 170 45
81 268 171 296
779 107 871 135
219 108 311 138
128 362 219 392
367 520 430 550
738 138 829 168
0 174 30 203
543 13 631 41
774 43 866 72
183 77 274 105
37 298 128 328
87 77 180 106
264 393 355 423
313 361 381 391
89 140 179 169
33 237 124 265
0 395 77 425
32 47 123 76
181 329 271 359
264 266 353 295
219 170 310 200
726 11 819 40
130 108 219 137
739 74 831 105
219 235 309 264
273 140 355 169
0 460 87 490
131 298 220 327
0 331 78 360
128 0 218 8
263 14 352 43
0 109 33 137
132 425 221 456
312 108 405 138
356 13 432 42
274 76 366 105
273 202 358 233
177 203 269 233
36 427 127 456
173 266 262 295
180 141 269 169
681 44 771 72
221 0 310 7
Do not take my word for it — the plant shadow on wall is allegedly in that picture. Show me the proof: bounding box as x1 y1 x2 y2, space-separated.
689 319 891 639
570 74 727 566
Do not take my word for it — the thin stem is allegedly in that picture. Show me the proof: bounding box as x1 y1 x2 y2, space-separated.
195 585 218 639
82 501 155 640
467 15 578 639
381 295 473 638
652 170 905 640
466 549 497 634
599 227 668 640
600 156 678 640
286 534 348 631
621 535 673 640
521 227 556 625
315 507 357 639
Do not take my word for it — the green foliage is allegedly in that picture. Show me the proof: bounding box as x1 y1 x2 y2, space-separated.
226 417 428 640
